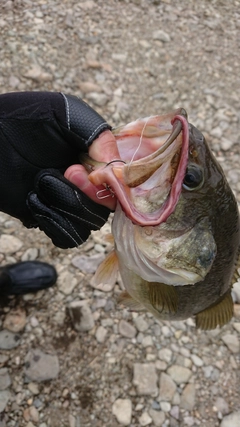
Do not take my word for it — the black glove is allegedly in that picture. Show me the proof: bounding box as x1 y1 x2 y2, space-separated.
27 169 110 249
0 91 111 248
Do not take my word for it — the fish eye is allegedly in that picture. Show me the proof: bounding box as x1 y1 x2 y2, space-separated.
183 164 204 191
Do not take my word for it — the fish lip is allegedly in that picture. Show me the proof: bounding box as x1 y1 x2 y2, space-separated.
111 113 189 226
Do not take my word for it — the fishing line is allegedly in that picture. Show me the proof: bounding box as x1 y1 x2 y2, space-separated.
128 116 153 168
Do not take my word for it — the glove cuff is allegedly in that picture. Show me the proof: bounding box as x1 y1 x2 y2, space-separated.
60 93 111 149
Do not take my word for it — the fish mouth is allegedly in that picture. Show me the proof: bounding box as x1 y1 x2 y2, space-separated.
83 108 189 226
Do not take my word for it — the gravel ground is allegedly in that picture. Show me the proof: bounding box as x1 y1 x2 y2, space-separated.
0 1 240 426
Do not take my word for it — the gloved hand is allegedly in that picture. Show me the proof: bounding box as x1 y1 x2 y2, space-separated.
0 91 112 248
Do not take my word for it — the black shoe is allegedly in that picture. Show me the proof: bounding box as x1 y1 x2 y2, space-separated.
0 261 57 295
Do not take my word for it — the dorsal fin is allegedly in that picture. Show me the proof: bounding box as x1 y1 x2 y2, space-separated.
195 290 233 330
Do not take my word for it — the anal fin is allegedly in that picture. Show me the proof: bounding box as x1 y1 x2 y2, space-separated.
196 290 233 330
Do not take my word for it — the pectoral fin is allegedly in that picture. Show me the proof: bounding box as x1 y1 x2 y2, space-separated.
195 290 233 330
118 291 146 312
91 250 118 287
147 282 178 314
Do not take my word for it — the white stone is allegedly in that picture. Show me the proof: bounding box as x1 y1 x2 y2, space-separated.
0 235 23 254
95 326 107 343
167 365 192 385
112 398 132 426
221 334 240 354
220 411 240 427
133 363 158 395
139 412 152 426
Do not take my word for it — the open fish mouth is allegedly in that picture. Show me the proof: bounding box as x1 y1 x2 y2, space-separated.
83 108 189 226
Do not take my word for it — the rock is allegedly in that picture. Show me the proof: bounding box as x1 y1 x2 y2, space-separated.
0 330 21 350
232 281 240 303
142 336 153 347
0 369 11 391
153 30 171 42
95 326 107 343
23 65 52 82
0 235 23 254
190 354 203 367
180 383 196 410
68 301 94 332
3 308 26 332
214 397 229 415
71 253 105 274
58 271 78 295
112 398 132 426
133 316 149 332
220 411 240 427
0 390 10 413
170 405 180 420
133 363 158 395
28 383 40 395
118 320 137 338
21 247 38 261
167 365 192 385
8 75 20 89
160 401 171 412
149 409 165 427
24 349 59 382
159 373 176 402
86 92 109 107
158 348 172 364
221 333 240 353
78 81 102 93
139 412 152 426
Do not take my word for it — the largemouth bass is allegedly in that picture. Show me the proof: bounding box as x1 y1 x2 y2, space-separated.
82 109 240 330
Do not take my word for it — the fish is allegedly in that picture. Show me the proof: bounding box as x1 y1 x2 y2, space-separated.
81 108 240 330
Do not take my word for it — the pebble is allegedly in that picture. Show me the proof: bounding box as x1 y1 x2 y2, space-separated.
220 411 240 427
58 271 78 295
86 92 109 107
142 336 153 347
152 30 171 42
3 308 26 332
133 363 158 395
139 412 152 426
95 326 107 343
0 330 21 350
180 383 196 410
0 390 10 413
28 383 39 395
160 401 171 412
232 281 240 303
159 372 177 402
71 253 105 274
21 247 38 261
214 397 229 415
118 320 137 338
68 301 94 332
170 405 180 420
0 234 23 254
24 349 59 382
112 398 132 426
158 348 172 364
167 365 192 385
149 409 165 427
221 333 240 353
0 369 11 391
133 316 149 332
190 354 203 367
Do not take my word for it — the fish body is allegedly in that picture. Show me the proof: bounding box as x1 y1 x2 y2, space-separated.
84 110 240 329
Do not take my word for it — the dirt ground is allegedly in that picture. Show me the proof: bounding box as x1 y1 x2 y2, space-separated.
0 1 240 426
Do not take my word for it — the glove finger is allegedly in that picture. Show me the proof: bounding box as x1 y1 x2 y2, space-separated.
35 169 110 230
27 192 90 248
